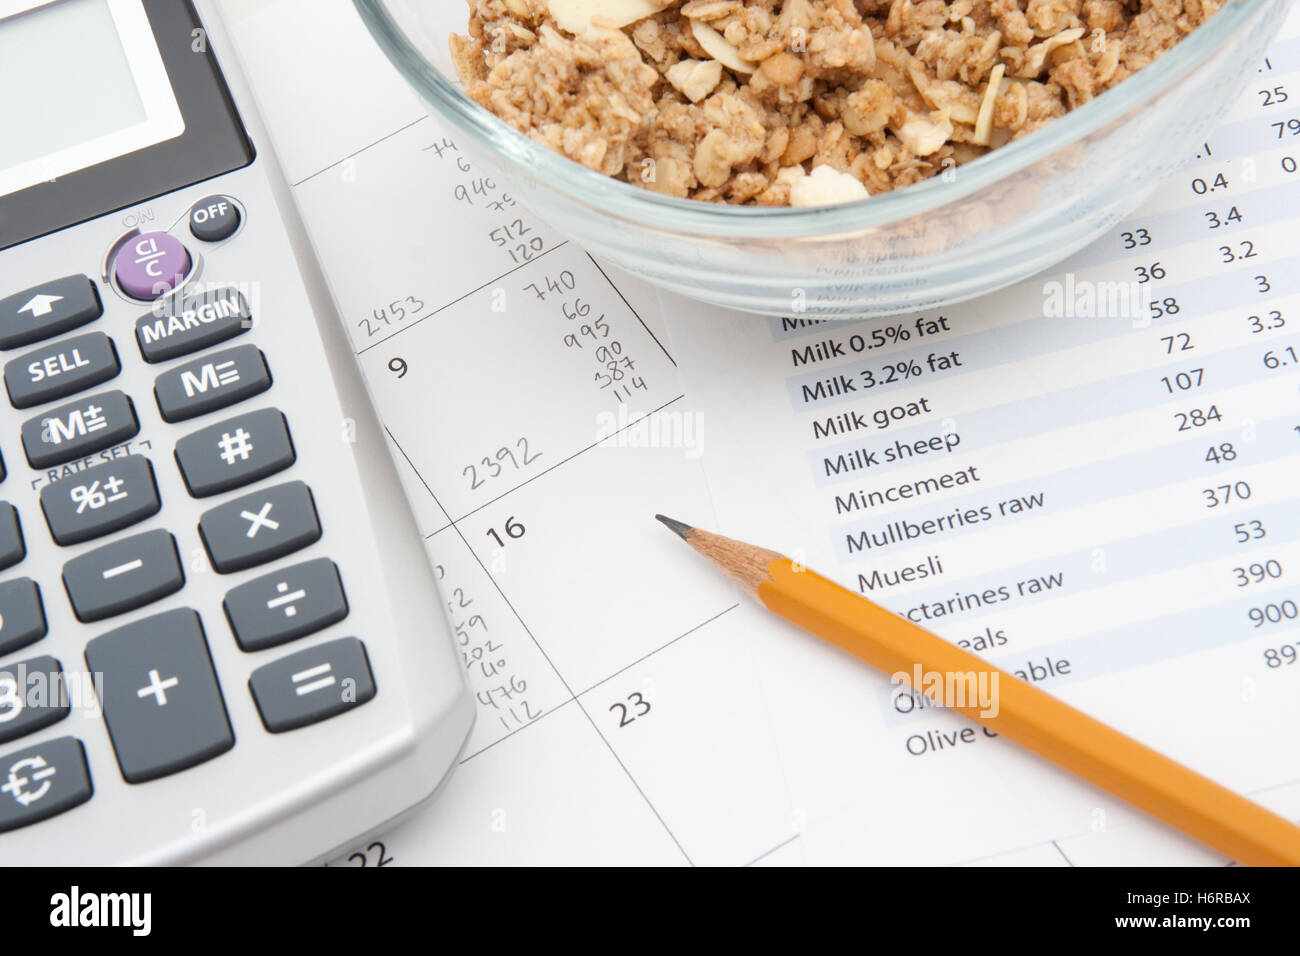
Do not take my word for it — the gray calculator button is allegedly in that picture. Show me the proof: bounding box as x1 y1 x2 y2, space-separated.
62 529 184 623
154 345 271 423
175 407 295 497
0 503 24 570
0 655 69 745
224 558 348 652
0 275 102 351
199 480 321 574
85 608 233 783
40 455 161 546
249 637 375 733
20 390 139 469
4 332 120 409
189 195 241 243
0 579 47 656
0 737 93 833
135 287 251 363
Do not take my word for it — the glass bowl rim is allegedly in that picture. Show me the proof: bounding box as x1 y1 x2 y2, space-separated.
354 0 1271 240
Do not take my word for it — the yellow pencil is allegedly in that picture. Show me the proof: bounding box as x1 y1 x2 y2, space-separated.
655 514 1300 866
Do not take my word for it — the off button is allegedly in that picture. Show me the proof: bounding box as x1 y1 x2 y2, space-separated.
189 195 241 243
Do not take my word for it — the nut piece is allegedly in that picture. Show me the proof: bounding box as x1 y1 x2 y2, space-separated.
548 0 670 34
789 164 869 207
689 18 756 74
665 58 724 102
893 111 955 157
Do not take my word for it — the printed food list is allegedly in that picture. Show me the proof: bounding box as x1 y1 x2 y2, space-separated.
663 13 1300 862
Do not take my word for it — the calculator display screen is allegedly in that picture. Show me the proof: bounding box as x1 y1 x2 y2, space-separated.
0 0 253 250
0 0 185 199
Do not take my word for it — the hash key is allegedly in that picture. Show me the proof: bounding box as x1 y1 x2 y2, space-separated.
174 407 295 498
40 455 161 546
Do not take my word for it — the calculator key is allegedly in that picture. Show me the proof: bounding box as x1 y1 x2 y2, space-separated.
40 455 160 546
0 504 24 571
84 608 233 783
0 655 69 745
0 737 92 833
249 637 375 733
199 480 321 574
224 558 348 652
20 390 139 469
136 286 251 363
174 407 295 497
62 529 184 623
0 275 102 350
4 332 120 409
155 345 271 423
189 195 241 243
0 579 47 657
113 232 191 301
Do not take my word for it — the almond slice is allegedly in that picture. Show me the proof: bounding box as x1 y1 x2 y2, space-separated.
973 63 1005 146
689 19 756 75
548 0 670 34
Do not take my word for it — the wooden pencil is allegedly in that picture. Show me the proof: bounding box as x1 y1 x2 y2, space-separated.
654 514 1300 867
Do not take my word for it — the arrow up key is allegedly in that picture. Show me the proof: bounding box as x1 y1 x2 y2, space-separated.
0 275 102 350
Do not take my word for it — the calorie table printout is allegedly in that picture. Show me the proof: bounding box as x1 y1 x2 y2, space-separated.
662 9 1300 864
224 0 1300 865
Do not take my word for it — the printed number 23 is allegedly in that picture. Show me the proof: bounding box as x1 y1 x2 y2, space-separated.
610 692 651 727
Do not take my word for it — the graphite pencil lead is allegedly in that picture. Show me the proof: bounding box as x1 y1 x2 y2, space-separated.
654 514 694 541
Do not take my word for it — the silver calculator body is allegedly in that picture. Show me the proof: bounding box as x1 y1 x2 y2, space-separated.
0 0 472 864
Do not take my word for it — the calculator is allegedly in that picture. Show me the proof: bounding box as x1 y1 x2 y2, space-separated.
0 0 473 864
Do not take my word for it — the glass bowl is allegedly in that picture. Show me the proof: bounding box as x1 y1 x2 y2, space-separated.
355 0 1287 319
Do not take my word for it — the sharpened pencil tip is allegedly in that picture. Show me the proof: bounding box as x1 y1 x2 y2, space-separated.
654 514 694 541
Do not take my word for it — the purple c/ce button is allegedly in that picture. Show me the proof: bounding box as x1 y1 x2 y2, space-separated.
114 231 192 301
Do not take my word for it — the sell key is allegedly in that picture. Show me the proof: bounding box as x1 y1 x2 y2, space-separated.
4 332 120 409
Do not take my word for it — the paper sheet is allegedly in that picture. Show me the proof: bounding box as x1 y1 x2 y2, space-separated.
661 9 1300 865
221 0 1300 865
